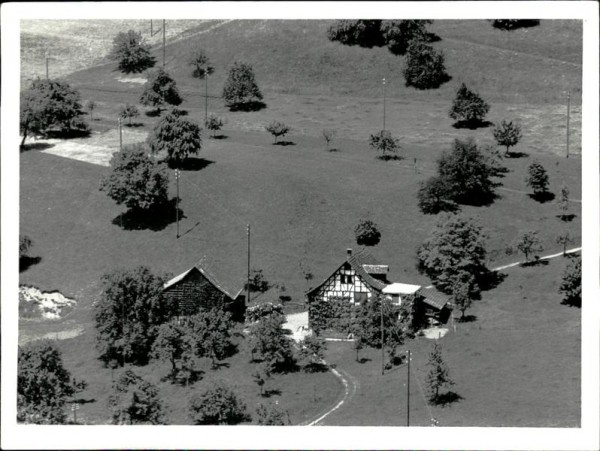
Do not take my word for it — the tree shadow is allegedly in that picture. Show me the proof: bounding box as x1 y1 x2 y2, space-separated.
328 147 340 152
528 192 555 203
170 157 215 172
377 154 404 161
228 101 267 112
358 357 372 364
262 388 282 398
452 120 494 130
19 256 42 272
558 214 576 222
479 270 507 292
457 191 499 207
561 298 581 308
424 31 442 43
274 141 296 147
457 314 477 323
71 397 96 404
432 391 464 406
45 128 91 139
520 258 549 268
492 19 540 30
505 151 528 159
210 134 228 140
20 142 55 152
145 109 162 117
407 72 452 90
112 199 184 231
303 362 329 373
211 361 231 370
124 123 145 128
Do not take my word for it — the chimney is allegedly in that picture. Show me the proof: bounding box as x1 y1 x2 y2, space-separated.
347 248 352 257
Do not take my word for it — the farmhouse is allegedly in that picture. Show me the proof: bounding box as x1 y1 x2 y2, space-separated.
162 260 246 321
306 248 451 328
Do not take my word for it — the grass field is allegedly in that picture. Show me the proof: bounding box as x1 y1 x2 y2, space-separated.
320 255 581 427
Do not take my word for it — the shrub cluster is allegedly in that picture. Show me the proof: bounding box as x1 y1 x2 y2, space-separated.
309 296 353 335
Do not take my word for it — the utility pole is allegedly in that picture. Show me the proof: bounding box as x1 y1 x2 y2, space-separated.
566 91 571 158
45 53 49 79
406 349 411 427
162 19 166 67
175 169 180 238
118 117 123 151
247 224 251 305
380 297 385 375
382 77 387 131
205 73 209 126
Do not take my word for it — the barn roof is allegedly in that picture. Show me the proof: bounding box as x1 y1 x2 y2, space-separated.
306 248 388 296
163 260 244 300
417 287 451 310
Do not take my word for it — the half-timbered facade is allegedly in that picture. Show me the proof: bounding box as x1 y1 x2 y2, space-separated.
163 261 246 322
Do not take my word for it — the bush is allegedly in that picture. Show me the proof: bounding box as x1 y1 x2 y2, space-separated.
403 40 450 89
369 130 401 158
108 30 155 74
256 403 291 425
140 67 183 112
265 121 291 144
119 103 140 126
222 62 264 110
187 308 237 368
247 313 296 372
299 335 327 370
327 20 385 48
493 120 523 155
449 83 490 125
100 143 170 212
308 296 353 335
205 114 224 137
559 256 581 307
354 219 381 246
189 48 214 79
188 383 250 425
108 369 166 424
525 160 549 197
245 302 284 323
147 110 202 167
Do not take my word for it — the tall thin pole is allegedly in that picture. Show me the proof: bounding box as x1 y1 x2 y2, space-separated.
205 73 209 125
151 19 153 36
162 19 166 67
46 55 49 79
247 224 251 305
118 117 122 151
175 169 180 238
380 297 385 375
382 77 387 131
566 91 571 158
407 349 411 427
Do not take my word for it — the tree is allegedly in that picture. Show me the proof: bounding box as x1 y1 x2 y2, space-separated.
449 83 490 125
514 230 543 263
187 308 236 368
119 103 140 126
556 231 574 257
354 219 381 246
492 120 522 155
139 67 183 112
188 383 250 425
525 160 550 198
327 20 385 48
450 275 473 320
417 176 458 215
417 214 488 294
108 30 155 74
248 313 296 372
256 403 291 425
265 121 291 144
559 256 581 307
108 369 166 424
205 114 224 138
381 20 433 55
425 342 455 403
100 143 170 212
20 78 88 147
252 362 272 396
19 235 33 259
17 341 81 424
147 110 202 166
322 129 336 150
152 320 194 381
189 48 215 79
299 335 327 370
369 130 400 158
94 266 175 366
558 183 570 220
86 100 96 121
222 62 264 110
436 138 500 205
403 40 449 89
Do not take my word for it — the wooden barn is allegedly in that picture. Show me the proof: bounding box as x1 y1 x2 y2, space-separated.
414 287 452 325
162 261 246 322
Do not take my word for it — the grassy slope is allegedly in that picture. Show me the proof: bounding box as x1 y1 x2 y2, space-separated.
320 256 581 427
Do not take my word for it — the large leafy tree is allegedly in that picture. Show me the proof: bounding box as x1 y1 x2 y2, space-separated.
417 213 488 295
449 83 490 125
187 308 237 368
417 176 458 215
425 342 455 404
247 312 296 373
147 110 202 167
20 78 88 147
327 20 385 48
381 20 433 55
17 341 84 424
108 370 166 424
559 256 581 307
100 143 170 212
354 219 381 246
139 67 183 112
222 62 264 110
152 320 195 381
94 266 175 366
188 383 250 425
109 30 155 74
402 39 449 89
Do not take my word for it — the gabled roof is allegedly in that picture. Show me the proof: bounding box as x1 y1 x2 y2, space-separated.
163 260 244 300
306 248 388 296
416 287 451 310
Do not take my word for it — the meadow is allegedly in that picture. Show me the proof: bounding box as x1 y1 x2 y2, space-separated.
18 18 583 426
